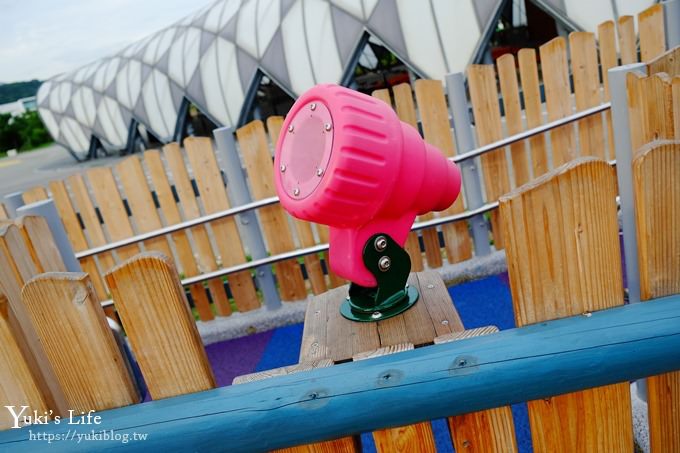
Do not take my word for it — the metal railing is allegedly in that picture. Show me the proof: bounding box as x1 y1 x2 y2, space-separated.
100 201 500 308
80 102 611 260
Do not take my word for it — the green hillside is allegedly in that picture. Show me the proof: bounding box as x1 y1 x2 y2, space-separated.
0 80 41 104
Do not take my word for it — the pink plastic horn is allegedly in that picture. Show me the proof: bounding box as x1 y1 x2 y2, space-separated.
274 84 462 287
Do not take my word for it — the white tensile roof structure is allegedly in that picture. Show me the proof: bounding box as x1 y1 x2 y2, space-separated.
36 0 654 155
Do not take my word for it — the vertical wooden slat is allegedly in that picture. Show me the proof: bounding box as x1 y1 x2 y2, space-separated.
518 48 548 177
627 73 675 152
372 86 424 272
540 37 577 166
497 54 530 186
0 293 48 430
164 142 230 317
48 180 108 300
647 47 680 77
633 140 680 451
237 120 307 301
500 158 633 452
389 82 443 268
617 16 637 65
598 20 618 161
106 253 215 400
22 272 139 412
674 77 680 140
0 224 68 415
21 186 48 204
184 137 259 312
414 80 473 262
570 32 605 159
0 203 8 220
267 116 328 295
84 168 140 262
116 156 174 260
467 65 511 248
16 215 66 273
144 149 214 321
638 4 666 62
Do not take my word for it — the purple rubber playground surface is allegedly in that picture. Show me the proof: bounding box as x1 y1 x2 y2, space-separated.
200 272 533 453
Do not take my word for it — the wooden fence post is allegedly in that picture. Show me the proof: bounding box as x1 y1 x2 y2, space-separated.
0 293 48 430
500 158 633 452
105 252 215 400
21 272 139 412
639 4 666 62
467 65 511 248
184 136 260 312
0 224 68 415
633 140 680 451
236 120 307 301
414 80 474 263
144 149 215 321
539 37 577 166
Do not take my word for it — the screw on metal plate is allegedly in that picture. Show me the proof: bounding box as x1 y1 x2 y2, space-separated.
324 123 332 131
316 168 324 177
378 256 391 271
293 187 300 196
374 236 387 252
310 103 317 111
288 125 294 133
280 163 286 172
371 312 382 319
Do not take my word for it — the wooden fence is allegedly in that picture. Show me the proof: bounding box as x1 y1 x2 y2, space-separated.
3 146 680 450
5 5 670 325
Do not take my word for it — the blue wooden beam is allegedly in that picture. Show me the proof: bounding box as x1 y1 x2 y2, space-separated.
2 295 680 452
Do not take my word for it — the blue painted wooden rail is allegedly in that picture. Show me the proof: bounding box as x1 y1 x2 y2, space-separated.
2 295 680 452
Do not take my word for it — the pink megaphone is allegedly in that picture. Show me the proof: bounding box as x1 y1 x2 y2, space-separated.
274 84 462 288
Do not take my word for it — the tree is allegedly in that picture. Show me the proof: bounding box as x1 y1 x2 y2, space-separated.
0 111 52 152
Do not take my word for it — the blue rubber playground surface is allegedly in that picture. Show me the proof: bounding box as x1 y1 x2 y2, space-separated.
204 272 532 452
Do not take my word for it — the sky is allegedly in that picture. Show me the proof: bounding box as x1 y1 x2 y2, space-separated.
0 0 214 83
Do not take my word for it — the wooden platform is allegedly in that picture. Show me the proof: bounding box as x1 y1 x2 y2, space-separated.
299 272 464 363
235 271 516 452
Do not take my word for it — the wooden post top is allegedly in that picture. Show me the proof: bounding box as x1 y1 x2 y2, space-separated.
300 271 464 363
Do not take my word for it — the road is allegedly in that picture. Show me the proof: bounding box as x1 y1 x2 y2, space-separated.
0 144 127 199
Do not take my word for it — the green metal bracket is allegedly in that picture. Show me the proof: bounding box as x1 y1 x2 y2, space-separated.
340 233 419 322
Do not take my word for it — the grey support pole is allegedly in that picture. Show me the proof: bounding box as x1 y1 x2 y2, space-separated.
213 127 281 310
446 72 492 256
3 191 25 217
608 63 647 305
16 199 82 272
663 0 680 48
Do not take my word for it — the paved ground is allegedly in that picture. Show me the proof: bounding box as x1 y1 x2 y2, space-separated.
0 144 127 199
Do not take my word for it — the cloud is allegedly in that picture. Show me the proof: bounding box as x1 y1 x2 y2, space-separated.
0 0 214 83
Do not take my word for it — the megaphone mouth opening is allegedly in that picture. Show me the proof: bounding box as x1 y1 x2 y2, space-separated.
278 101 334 200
